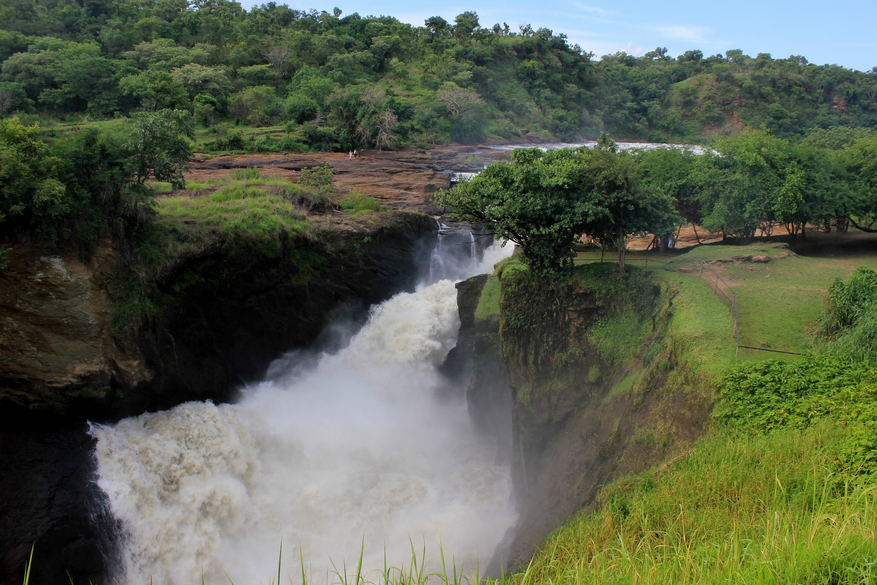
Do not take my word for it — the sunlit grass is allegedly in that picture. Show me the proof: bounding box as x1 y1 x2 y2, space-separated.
574 235 877 358
499 424 877 585
338 191 382 219
156 186 313 242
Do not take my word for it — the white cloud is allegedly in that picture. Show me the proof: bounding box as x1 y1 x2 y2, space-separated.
626 42 644 56
569 2 613 18
656 25 709 43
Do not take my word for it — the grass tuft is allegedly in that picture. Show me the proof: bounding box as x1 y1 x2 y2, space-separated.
339 191 382 219
230 167 261 181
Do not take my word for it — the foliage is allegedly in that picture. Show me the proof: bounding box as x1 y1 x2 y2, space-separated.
127 108 194 189
436 144 679 275
2 4 874 147
500 262 661 402
499 268 579 399
298 163 334 193
474 274 501 321
714 354 877 480
802 126 877 150
338 191 381 218
507 425 877 585
817 267 877 337
694 130 804 237
838 136 877 231
111 173 320 332
636 146 701 238
0 109 196 255
0 116 65 236
815 267 877 362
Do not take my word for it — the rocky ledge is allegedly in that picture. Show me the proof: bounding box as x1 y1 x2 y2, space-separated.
0 212 436 427
187 144 513 214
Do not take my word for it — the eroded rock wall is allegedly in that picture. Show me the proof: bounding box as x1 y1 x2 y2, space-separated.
0 241 151 424
453 267 713 573
0 212 435 425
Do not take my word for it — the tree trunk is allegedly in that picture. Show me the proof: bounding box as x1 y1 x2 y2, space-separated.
617 227 626 275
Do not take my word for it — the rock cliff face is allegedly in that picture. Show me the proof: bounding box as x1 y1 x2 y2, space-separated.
0 242 151 423
453 265 713 572
441 274 513 467
124 212 436 420
0 211 436 585
0 212 435 426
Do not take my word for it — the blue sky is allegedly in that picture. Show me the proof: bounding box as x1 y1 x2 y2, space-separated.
241 0 876 72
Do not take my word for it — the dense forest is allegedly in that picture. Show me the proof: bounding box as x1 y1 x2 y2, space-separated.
2 0 877 272
1 0 876 148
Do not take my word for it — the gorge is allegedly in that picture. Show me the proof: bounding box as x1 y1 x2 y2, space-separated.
1 147 710 585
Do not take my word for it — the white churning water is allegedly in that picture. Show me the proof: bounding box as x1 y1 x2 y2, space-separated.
90 239 517 585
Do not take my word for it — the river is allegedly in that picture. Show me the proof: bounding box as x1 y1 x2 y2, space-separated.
88 234 516 584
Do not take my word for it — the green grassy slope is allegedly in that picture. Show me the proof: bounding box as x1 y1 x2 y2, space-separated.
493 235 877 585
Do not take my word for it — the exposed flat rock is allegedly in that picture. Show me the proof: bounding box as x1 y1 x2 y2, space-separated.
187 145 513 214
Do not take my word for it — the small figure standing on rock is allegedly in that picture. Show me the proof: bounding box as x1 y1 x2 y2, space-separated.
353 149 358 158
349 151 353 160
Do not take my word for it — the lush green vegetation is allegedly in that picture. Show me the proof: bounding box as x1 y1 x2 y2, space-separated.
436 139 680 275
488 247 877 585
0 109 191 254
438 127 877 275
157 174 316 246
2 2 877 579
504 425 876 585
110 167 337 331
0 1 875 150
337 190 382 219
496 258 694 405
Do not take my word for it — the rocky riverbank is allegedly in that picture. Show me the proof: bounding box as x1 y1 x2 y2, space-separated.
186 144 514 214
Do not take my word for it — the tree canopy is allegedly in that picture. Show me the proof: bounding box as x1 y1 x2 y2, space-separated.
435 142 679 275
0 109 193 251
0 2 875 150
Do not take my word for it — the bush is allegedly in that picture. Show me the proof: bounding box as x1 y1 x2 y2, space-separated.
229 85 276 125
230 167 260 181
816 267 877 362
714 354 877 480
817 267 877 338
285 93 318 124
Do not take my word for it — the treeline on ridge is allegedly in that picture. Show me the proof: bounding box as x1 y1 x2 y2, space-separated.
0 0 875 150
437 128 877 275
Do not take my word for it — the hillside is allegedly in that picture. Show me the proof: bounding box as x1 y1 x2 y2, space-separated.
0 1 875 149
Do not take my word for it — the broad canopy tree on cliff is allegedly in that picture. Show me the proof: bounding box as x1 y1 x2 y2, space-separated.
127 108 194 189
435 142 679 275
693 130 809 238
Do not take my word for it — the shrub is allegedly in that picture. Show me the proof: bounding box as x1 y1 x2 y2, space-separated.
230 167 260 181
285 93 318 124
817 267 877 338
714 354 877 480
816 267 877 361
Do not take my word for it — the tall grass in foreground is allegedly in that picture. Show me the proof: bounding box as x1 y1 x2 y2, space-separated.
502 425 877 585
211 540 486 585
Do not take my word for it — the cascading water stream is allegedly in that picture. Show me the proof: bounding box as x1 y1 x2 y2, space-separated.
90 235 516 585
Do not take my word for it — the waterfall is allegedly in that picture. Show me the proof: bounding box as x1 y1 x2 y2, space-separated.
90 238 515 585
